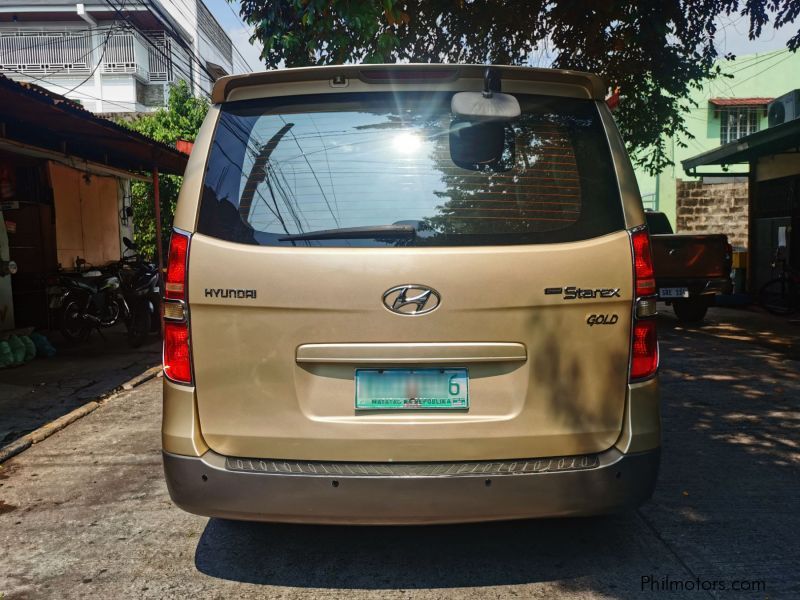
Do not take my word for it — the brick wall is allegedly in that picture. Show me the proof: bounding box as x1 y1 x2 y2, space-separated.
675 179 749 248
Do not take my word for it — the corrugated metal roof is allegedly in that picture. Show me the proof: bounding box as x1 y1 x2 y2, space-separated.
0 74 188 175
709 97 773 107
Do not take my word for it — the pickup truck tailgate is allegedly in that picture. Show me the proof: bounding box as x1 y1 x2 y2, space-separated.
650 234 730 279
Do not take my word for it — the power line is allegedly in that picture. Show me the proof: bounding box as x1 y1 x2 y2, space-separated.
1 65 146 112
211 0 260 71
63 25 118 96
135 0 224 85
0 26 117 58
100 0 218 95
167 0 258 72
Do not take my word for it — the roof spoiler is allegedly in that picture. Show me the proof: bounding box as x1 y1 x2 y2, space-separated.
211 64 607 104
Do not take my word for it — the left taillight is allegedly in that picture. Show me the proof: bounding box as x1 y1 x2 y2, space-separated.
163 230 192 385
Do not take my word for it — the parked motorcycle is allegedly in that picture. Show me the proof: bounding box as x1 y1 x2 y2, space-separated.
47 258 126 343
116 237 161 348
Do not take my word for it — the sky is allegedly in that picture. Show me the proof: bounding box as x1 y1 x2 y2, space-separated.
203 2 798 73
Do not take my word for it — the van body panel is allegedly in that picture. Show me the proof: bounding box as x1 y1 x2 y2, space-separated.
188 230 633 462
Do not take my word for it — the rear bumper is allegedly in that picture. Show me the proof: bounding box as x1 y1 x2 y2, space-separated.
163 447 660 525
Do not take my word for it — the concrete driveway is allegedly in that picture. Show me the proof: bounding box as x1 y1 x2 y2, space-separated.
0 308 798 599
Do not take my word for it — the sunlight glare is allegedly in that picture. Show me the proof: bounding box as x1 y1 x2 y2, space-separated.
393 131 423 153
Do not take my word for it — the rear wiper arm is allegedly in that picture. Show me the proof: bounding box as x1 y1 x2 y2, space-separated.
278 224 416 242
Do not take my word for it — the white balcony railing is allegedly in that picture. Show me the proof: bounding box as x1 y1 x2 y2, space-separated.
0 28 181 85
0 30 92 75
101 31 150 80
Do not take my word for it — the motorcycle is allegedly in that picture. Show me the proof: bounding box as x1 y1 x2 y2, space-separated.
116 237 161 348
47 258 126 343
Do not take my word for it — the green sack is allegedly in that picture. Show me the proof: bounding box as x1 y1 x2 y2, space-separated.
7 335 25 365
21 335 36 361
30 332 56 358
0 341 12 368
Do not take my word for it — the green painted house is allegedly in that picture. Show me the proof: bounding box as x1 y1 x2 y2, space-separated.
633 48 800 227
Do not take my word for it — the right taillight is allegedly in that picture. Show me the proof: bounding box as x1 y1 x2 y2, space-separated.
631 319 658 380
630 227 658 380
631 229 656 297
163 230 192 385
165 232 188 300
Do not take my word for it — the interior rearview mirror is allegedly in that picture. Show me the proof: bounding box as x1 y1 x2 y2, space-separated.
449 119 515 171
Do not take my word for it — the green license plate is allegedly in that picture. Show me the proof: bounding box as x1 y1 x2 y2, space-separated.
355 368 469 410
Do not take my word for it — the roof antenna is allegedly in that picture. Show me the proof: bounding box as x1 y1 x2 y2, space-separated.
483 67 501 98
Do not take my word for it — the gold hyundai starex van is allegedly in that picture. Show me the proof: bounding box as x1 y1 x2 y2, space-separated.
161 64 661 525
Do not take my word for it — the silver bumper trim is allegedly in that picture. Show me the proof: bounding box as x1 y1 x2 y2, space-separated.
163 447 659 525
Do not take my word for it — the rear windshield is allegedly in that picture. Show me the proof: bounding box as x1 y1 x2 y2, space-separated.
198 92 624 247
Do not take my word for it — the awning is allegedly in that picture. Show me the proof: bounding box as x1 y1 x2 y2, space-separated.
0 74 188 176
682 118 800 175
708 97 773 107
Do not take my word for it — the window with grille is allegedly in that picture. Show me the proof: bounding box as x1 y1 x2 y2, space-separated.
720 107 761 144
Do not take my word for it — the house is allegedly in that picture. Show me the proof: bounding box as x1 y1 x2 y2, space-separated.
0 0 251 113
634 48 800 242
0 74 187 331
682 109 800 294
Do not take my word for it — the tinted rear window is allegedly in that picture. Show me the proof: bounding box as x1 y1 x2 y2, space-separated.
198 92 624 247
645 212 674 235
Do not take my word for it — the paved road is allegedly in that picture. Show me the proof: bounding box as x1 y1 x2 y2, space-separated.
0 325 160 446
1 308 798 599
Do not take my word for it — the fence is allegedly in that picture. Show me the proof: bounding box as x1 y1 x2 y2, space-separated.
0 27 180 84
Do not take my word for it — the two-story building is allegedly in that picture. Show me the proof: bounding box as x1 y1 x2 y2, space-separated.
0 0 251 113
634 48 800 245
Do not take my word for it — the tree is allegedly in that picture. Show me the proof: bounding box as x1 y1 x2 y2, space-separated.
236 0 800 174
119 81 208 259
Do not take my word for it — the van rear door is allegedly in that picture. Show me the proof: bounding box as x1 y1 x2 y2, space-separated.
187 89 634 462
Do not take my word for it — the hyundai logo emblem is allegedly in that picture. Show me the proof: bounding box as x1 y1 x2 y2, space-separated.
382 285 441 316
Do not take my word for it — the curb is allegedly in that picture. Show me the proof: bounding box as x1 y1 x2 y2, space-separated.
0 365 162 464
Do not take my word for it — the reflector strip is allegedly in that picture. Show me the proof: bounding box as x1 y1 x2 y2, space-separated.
164 321 192 384
631 319 658 380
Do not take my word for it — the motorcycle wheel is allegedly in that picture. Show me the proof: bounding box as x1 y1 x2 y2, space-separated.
99 298 122 327
127 307 150 348
61 297 92 343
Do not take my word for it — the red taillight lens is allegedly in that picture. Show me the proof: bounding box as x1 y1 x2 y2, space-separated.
165 232 189 300
163 230 191 384
631 319 658 380
632 230 656 297
164 321 192 383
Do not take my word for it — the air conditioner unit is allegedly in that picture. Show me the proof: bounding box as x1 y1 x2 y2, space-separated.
767 89 800 127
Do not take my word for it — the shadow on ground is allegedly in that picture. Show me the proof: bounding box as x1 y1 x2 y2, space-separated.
195 513 661 592
0 324 160 445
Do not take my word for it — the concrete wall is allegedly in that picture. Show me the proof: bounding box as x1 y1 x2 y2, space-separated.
633 49 800 226
675 179 749 248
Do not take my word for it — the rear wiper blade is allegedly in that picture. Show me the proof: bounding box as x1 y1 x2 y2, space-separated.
278 224 416 242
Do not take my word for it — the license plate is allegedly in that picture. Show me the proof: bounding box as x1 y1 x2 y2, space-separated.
660 287 689 299
355 368 469 410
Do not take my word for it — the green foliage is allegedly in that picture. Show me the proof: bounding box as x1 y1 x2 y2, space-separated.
118 81 208 259
235 0 799 175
